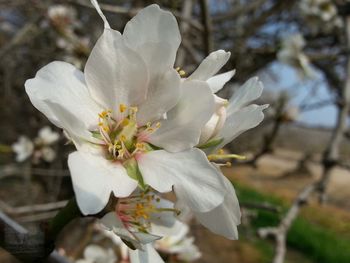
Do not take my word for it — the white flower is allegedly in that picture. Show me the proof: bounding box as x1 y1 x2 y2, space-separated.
277 34 316 78
25 2 227 239
299 0 342 33
100 192 186 248
48 5 78 30
12 136 34 162
300 0 337 22
187 50 268 150
36 126 60 145
155 223 201 261
76 244 116 263
176 50 268 240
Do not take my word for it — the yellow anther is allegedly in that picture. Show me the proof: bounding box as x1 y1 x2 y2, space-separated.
119 104 127 113
179 70 186 76
175 67 181 71
98 122 103 126
130 106 138 113
155 122 161 128
146 122 151 128
103 126 110 132
119 135 126 142
218 149 225 155
226 161 232 167
136 143 144 149
121 118 130 126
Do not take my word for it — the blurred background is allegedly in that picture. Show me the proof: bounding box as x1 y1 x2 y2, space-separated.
0 0 350 262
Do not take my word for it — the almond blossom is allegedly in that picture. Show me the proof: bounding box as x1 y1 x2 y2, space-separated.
277 34 316 79
25 1 226 228
12 126 59 163
178 50 268 239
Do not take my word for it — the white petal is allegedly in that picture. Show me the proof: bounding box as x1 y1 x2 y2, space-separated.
227 77 264 115
207 70 235 93
218 104 268 149
38 126 59 145
68 151 137 215
25 61 101 129
43 101 95 146
123 4 180 68
189 50 230 81
85 29 149 117
90 0 110 29
136 68 181 126
148 80 214 152
194 176 240 240
12 136 34 162
137 149 226 212
83 245 107 261
129 244 164 263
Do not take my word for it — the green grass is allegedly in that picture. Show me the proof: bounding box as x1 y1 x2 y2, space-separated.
234 182 350 263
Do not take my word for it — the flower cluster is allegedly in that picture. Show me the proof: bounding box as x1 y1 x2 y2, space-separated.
25 0 267 262
47 5 90 68
12 126 59 163
94 218 201 263
277 33 316 79
299 0 343 34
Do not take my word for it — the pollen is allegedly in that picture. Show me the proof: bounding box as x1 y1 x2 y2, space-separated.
119 104 127 113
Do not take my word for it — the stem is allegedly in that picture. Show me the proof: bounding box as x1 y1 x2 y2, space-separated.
48 198 81 241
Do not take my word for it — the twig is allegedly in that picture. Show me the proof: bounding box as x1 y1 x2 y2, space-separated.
199 0 213 54
240 201 281 213
317 16 350 203
0 164 70 178
70 0 203 31
176 0 193 66
0 210 28 235
0 200 68 215
258 184 316 263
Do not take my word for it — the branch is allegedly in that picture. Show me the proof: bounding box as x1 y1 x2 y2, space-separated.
70 0 203 31
199 0 213 54
258 184 316 263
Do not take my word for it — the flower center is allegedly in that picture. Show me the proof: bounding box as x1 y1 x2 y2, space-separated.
116 191 180 233
92 104 160 162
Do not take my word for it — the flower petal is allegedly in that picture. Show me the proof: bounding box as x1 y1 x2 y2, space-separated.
129 244 164 263
194 176 240 240
227 77 264 115
85 29 149 117
123 4 180 69
68 151 137 215
137 148 226 212
207 70 235 93
136 68 181 126
189 50 230 81
25 61 101 129
218 104 268 149
148 80 214 152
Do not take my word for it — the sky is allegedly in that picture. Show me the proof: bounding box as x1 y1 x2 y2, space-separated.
260 62 337 127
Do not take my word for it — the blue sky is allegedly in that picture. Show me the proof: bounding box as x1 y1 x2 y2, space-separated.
260 62 337 127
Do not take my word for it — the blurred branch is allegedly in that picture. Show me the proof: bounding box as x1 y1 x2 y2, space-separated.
317 16 350 203
0 200 68 215
213 0 266 22
248 94 287 166
199 0 213 54
0 20 41 60
258 184 316 263
70 0 203 31
240 201 281 213
176 0 193 66
0 164 70 178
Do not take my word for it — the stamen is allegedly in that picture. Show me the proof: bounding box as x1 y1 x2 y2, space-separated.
119 104 127 113
207 149 246 162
